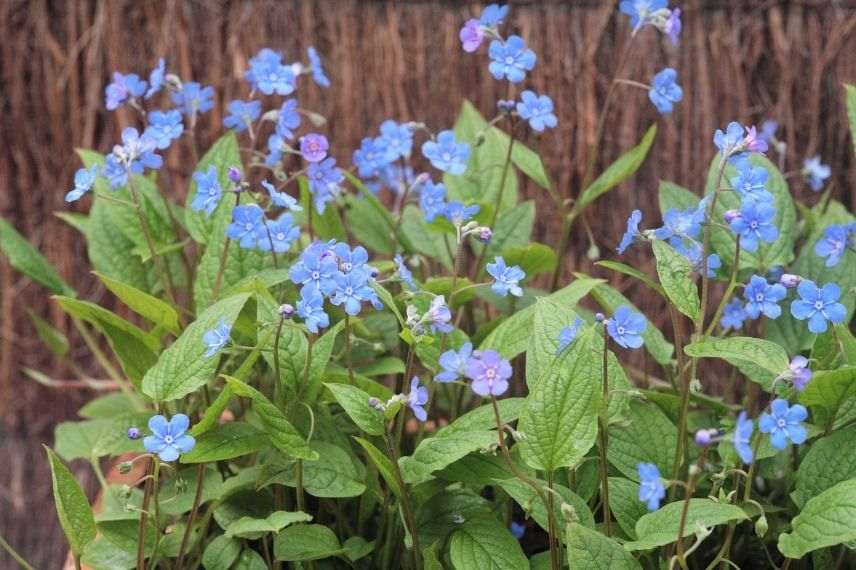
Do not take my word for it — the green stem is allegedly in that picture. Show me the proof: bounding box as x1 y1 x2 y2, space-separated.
598 325 613 537
345 316 354 385
676 450 708 568
273 315 285 404
704 238 743 339
151 459 162 564
175 463 205 570
212 192 240 302
383 432 422 569
669 305 691 492
137 460 155 570
127 175 178 306
0 534 35 570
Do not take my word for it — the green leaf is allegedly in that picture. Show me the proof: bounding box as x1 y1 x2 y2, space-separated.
343 536 374 562
400 205 455 269
652 240 699 320
526 297 580 386
0 217 74 295
28 310 70 357
625 499 747 551
793 424 856 507
95 272 180 335
223 375 318 461
518 327 600 471
658 180 699 214
342 193 396 254
226 511 312 539
482 201 535 261
45 446 97 556
184 132 241 244
354 436 401 498
295 177 347 242
201 535 242 570
683 336 789 390
305 320 346 401
273 524 343 561
607 399 677 481
595 261 665 297
449 512 528 570
608 477 650 540
56 211 91 237
257 294 307 397
799 367 856 430
778 479 856 559
325 383 385 436
499 478 595 533
846 84 856 153
181 422 267 463
141 293 249 401
502 243 557 277
191 386 234 437
401 430 498 484
567 523 642 569
576 124 657 211
264 442 366 498
54 417 146 461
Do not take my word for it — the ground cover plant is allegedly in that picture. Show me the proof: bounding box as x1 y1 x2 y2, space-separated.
1 2 856 569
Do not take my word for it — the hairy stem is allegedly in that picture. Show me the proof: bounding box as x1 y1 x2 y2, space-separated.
383 432 421 568
211 192 241 302
598 325 613 536
175 463 205 570
127 175 178 306
136 460 155 570
676 450 708 568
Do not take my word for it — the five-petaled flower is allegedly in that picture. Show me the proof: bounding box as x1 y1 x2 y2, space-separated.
436 342 473 383
759 399 807 450
802 155 831 192
307 47 331 88
790 279 846 334
516 91 558 132
788 356 812 392
743 275 786 320
297 288 330 333
486 256 525 297
421 130 471 175
488 35 536 83
637 462 665 512
728 200 779 252
191 166 223 216
143 414 196 462
407 377 429 422
733 411 755 464
258 213 300 254
65 165 98 203
223 99 262 133
466 350 512 397
648 68 683 114
814 225 851 268
617 209 643 254
720 298 747 331
606 305 647 349
226 204 266 249
202 318 231 357
105 72 147 111
300 133 330 163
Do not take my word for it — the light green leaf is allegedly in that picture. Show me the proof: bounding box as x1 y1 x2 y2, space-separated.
437 398 525 438
184 132 241 244
799 367 856 430
354 436 401 498
658 180 699 215
273 524 342 561
28 310 70 357
846 84 856 153
305 320 346 401
526 297 580 386
54 417 146 461
264 442 366 498
400 205 454 270
595 261 665 297
499 477 595 533
55 211 90 237
607 399 677 482
45 446 97 556
257 294 307 397
0 217 74 295
502 243 557 277
401 430 498 484
577 125 657 211
482 201 535 260
608 477 650 540
343 536 374 562
294 177 347 242
95 272 180 334
181 422 267 463
652 240 699 320
683 336 789 390
625 499 747 551
449 512 528 570
226 511 312 539
201 535 242 570
567 523 642 569
778 479 856 559
793 424 856 507
325 383 385 436
191 386 234 437
142 293 250 401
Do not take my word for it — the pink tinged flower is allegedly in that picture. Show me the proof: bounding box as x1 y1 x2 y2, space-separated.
459 19 484 53
743 126 768 154
300 133 329 163
465 350 512 397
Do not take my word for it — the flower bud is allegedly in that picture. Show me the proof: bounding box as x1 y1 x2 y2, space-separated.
755 515 768 537
278 303 295 318
689 464 702 477
723 209 741 224
367 397 385 411
227 166 243 183
127 427 141 440
694 429 712 447
476 227 492 243
779 273 802 289
413 172 431 187
497 99 516 113
560 503 579 523
586 243 600 261
595 313 606 323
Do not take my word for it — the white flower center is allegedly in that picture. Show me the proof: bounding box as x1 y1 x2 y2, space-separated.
485 368 496 379
164 435 174 444
244 223 253 231
276 232 285 240
776 418 786 429
814 301 824 310
617 326 626 335
311 271 320 280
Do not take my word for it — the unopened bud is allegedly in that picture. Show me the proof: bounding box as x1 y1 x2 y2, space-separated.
595 313 606 323
127 427 141 440
227 166 243 183
586 243 600 261
779 273 802 289
278 303 295 318
497 99 516 113
560 503 579 523
306 111 327 127
476 228 492 243
723 209 741 224
413 172 431 187
694 429 712 447
755 515 768 537
367 397 384 411
689 464 702 477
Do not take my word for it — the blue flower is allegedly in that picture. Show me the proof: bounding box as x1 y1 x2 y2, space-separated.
102 155 128 189
425 296 453 333
637 462 665 511
620 0 667 30
266 134 289 167
788 356 813 392
258 213 300 253
728 201 779 252
226 204 265 249
223 99 261 133
276 99 302 140
395 254 417 291
65 165 99 203
307 47 330 88
422 130 471 175
648 68 683 114
510 521 525 540
407 377 429 422
300 133 329 163
143 414 196 462
814 225 850 268
516 91 557 132
330 270 375 316
333 243 371 275
297 288 329 333
145 58 166 99
419 181 448 222
144 110 183 150
245 48 295 95
803 156 831 192
664 8 682 45
354 136 395 178
486 256 525 297
261 180 302 211
379 120 413 159
730 157 773 204
436 342 473 383
714 121 748 158
733 411 754 464
720 298 747 331
172 82 215 117
307 158 344 214
759 399 808 450
202 318 231 357
443 202 479 226
759 120 778 144
557 318 583 355
191 166 223 216
479 4 509 26
488 35 536 83
743 275 786 320
607 306 647 349
617 209 643 254
112 127 163 176
289 242 339 296
105 72 147 110
466 350 512 397
790 280 847 334
654 206 702 244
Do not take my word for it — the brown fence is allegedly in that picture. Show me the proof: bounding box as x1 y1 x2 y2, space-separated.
1 0 855 565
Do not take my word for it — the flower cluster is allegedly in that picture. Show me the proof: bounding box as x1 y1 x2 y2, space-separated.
620 0 682 44
436 343 512 398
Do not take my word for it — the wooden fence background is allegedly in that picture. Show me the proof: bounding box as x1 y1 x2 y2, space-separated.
1 0 855 566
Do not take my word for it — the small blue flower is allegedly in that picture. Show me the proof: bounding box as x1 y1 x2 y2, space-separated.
743 275 786 320
112 127 163 177
479 4 509 27
814 225 850 268
714 121 748 158
422 130 471 175
466 350 512 397
728 201 779 252
407 377 429 422
290 242 339 296
144 110 183 150
223 99 261 133
145 58 166 99
720 298 747 331
143 414 196 462
486 256 525 297
788 356 813 392
330 270 375 316
378 120 413 159
395 254 416 291
488 35 536 83
297 288 329 333
648 68 683 114
443 202 479 226
617 209 643 254
261 180 302 211
266 134 289 167
191 166 222 216
803 156 831 192
620 0 667 30
419 181 448 222
172 82 215 117
105 72 147 110
790 280 847 334
245 48 295 95
353 136 396 178
436 342 473 383
300 133 329 163
510 521 525 540
730 157 773 205
276 99 302 140
759 120 778 144
333 243 371 275
258 213 300 254
733 411 754 464
516 91 557 132
759 399 807 450
425 296 453 334
307 158 344 214
65 165 99 203
307 47 330 88
102 155 128 189
654 206 702 244
226 204 265 249
607 306 647 349
637 462 665 512
557 318 583 355
202 318 231 357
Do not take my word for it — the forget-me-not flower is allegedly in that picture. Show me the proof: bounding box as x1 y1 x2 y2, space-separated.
223 99 261 133
730 157 773 204
143 414 196 462
720 298 747 331
790 280 846 334
65 165 98 203
172 82 215 118
486 256 525 297
276 99 302 140
307 158 344 214
226 204 265 249
648 68 683 114
803 156 831 192
459 19 484 53
144 110 184 150
427 296 453 333
297 288 329 333
664 8 682 45
419 181 448 222
354 136 395 178
436 342 473 382
814 225 851 268
728 201 779 252
480 4 509 26
245 48 295 95
617 209 643 254
191 166 223 216
105 72 147 110
607 305 647 349
733 411 755 464
759 399 807 450
258 213 300 253
443 202 479 226
637 462 665 511
488 35 536 83
261 180 301 211
203 318 231 357
300 133 329 163
466 350 512 397
407 377 429 422
379 120 413 159
145 58 166 99
422 130 471 175
307 47 330 88
395 254 416 291
289 242 339 296
516 91 558 132
788 356 813 392
743 275 786 320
